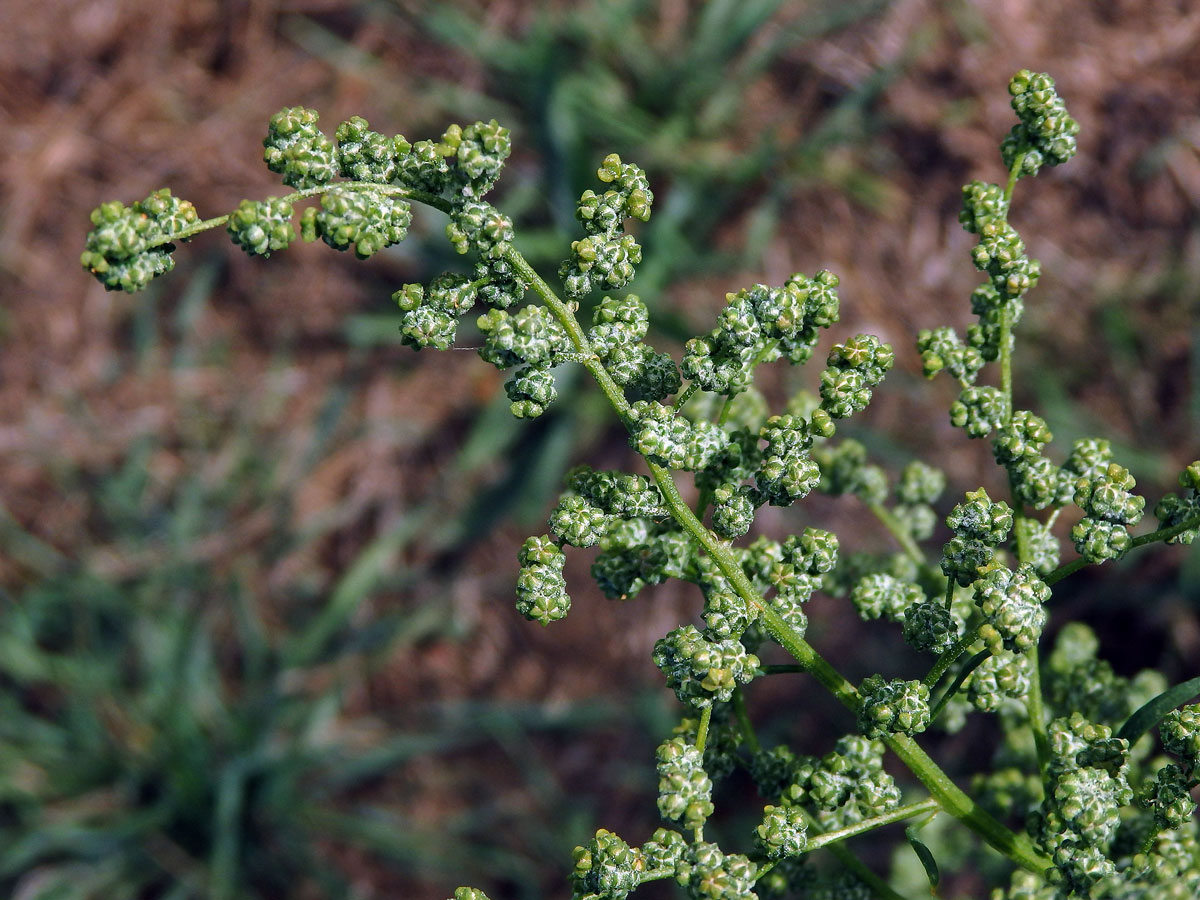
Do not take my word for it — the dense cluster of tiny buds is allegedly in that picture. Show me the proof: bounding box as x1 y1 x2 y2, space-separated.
902 599 960 654
656 737 715 830
653 625 760 708
966 651 1030 712
1072 462 1145 563
973 564 1051 654
857 676 931 737
941 488 1013 586
81 189 198 291
514 535 569 625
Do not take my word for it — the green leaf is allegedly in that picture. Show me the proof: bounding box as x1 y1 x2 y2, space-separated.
905 824 940 890
1117 675 1200 745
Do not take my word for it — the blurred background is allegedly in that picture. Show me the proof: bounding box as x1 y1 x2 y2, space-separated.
1 1 1198 898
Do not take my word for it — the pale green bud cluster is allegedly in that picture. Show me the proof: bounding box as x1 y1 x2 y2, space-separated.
226 196 295 257
819 334 895 419
942 488 1013 586
1034 714 1132 892
775 735 901 830
656 737 714 830
973 564 1050 654
560 154 652 297
81 189 198 291
857 675 931 738
630 401 729 471
263 106 336 188
675 842 758 900
1154 461 1200 545
1004 69 1080 175
755 415 820 507
653 625 760 708
1072 463 1145 563
569 827 688 900
754 805 807 859
515 535 569 625
967 652 1030 712
300 186 412 258
682 274 840 396
850 573 924 623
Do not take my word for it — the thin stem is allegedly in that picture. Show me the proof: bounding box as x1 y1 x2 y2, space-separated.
930 649 990 722
674 382 700 411
731 687 761 754
867 502 926 566
1025 648 1051 780
924 627 981 690
793 807 916 900
803 799 941 853
695 704 713 754
1043 512 1200 587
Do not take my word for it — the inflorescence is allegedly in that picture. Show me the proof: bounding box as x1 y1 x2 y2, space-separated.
82 69 1200 900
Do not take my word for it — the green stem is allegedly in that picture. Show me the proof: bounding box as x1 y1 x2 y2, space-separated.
1043 512 1200 587
930 649 990 722
695 704 713 754
674 382 700 411
867 502 926 566
731 687 761 754
1025 648 1051 780
924 627 981 690
793 807 916 900
501 230 1051 874
803 799 941 853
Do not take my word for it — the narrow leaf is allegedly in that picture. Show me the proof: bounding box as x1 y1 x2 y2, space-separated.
1117 675 1200 745
905 824 940 890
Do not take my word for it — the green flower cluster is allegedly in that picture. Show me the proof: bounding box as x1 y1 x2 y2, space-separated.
1161 704 1200 779
893 460 947 540
80 189 198 291
1072 463 1145 563
681 274 841 396
768 735 900 831
755 415 820 507
1003 69 1080 175
300 186 412 258
263 106 337 189
902 599 960 654
560 154 653 297
1154 461 1200 545
653 625 760 708
850 573 924 623
571 828 685 900
226 196 295 257
515 535 569 625
656 737 715 830
82 73 1200 900
1033 714 1132 892
587 294 681 401
942 488 1013 586
819 334 895 420
754 805 807 859
966 652 1030 712
857 676 931 738
629 401 729 471
973 564 1050 654
675 841 758 900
